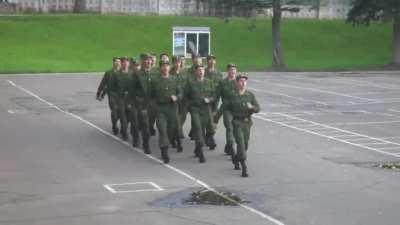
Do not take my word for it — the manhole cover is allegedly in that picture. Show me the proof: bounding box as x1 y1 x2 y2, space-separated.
184 188 250 206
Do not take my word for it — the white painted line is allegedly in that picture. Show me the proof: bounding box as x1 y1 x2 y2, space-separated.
330 134 359 138
104 182 164 194
7 80 285 225
248 87 329 106
376 147 400 150
7 110 14 114
327 120 400 126
267 82 378 102
380 136 400 140
254 113 400 158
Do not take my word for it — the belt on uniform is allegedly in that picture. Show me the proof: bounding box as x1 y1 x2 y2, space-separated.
234 116 250 122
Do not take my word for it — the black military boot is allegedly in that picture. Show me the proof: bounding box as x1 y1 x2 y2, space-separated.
176 138 183 153
207 136 216 150
132 137 140 148
224 144 233 155
143 138 151 154
170 139 177 148
121 132 128 141
112 124 119 135
161 146 170 164
197 145 206 163
232 155 240 170
240 160 248 177
150 127 156 136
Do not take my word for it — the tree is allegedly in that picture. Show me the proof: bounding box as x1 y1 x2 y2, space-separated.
216 0 309 70
73 0 86 13
347 0 400 66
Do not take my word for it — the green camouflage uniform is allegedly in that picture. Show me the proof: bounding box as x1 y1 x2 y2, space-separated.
205 67 223 112
185 77 216 162
170 67 188 138
125 71 140 146
216 77 237 150
135 68 154 153
150 75 182 150
96 69 120 133
227 89 260 176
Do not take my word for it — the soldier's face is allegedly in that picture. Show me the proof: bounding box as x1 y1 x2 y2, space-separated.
143 58 152 69
196 67 204 79
151 57 156 66
174 60 181 69
113 59 121 69
133 64 141 72
207 59 215 67
237 78 247 90
161 65 170 77
228 67 237 78
121 60 130 69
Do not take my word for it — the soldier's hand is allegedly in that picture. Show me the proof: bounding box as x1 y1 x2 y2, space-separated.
246 102 253 109
204 97 210 104
171 95 178 102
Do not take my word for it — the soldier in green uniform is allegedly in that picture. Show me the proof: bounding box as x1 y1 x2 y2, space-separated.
135 54 154 154
96 57 121 135
185 64 216 163
215 63 238 156
126 58 141 147
113 56 132 141
150 61 182 163
184 53 203 140
204 54 223 149
226 74 260 177
170 55 187 151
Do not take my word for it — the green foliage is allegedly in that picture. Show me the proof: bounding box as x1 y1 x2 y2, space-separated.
0 14 391 73
347 0 400 25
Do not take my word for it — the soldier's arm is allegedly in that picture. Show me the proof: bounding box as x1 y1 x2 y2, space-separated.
96 71 109 98
251 92 260 113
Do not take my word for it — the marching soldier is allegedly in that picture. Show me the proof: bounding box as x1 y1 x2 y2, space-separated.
150 61 182 163
226 74 260 177
170 55 187 151
215 63 238 156
135 53 154 154
96 57 121 135
185 64 216 163
126 58 141 147
108 56 131 141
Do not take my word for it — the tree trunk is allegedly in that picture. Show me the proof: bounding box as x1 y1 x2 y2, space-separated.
73 0 85 13
272 0 286 70
393 17 400 66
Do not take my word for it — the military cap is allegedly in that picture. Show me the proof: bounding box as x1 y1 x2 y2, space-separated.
227 63 237 69
206 54 216 60
112 57 120 61
172 55 182 62
194 64 204 70
130 57 140 65
160 61 170 66
159 52 169 58
236 74 248 81
120 56 129 61
140 53 152 60
191 53 201 59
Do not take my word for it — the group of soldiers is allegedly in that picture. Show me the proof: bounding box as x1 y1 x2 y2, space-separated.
96 52 259 177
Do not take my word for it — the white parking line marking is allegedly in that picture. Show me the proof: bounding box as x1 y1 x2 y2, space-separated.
103 182 164 194
7 110 14 114
254 112 400 158
327 120 400 126
7 80 285 225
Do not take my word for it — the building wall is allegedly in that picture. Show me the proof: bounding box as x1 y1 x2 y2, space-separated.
9 0 352 19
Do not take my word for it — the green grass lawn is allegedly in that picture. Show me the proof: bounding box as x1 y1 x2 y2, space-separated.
0 14 391 73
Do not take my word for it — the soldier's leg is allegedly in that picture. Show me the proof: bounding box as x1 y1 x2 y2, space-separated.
179 101 188 138
108 95 119 135
149 102 157 136
156 111 169 163
203 110 216 150
117 99 128 141
138 107 151 154
128 105 140 147
170 106 183 152
190 109 206 163
233 120 245 171
223 109 234 155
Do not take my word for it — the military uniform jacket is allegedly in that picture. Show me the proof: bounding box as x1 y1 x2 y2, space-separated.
97 69 113 97
150 75 182 106
227 90 260 120
185 78 216 110
219 77 237 110
108 70 132 98
135 69 154 106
